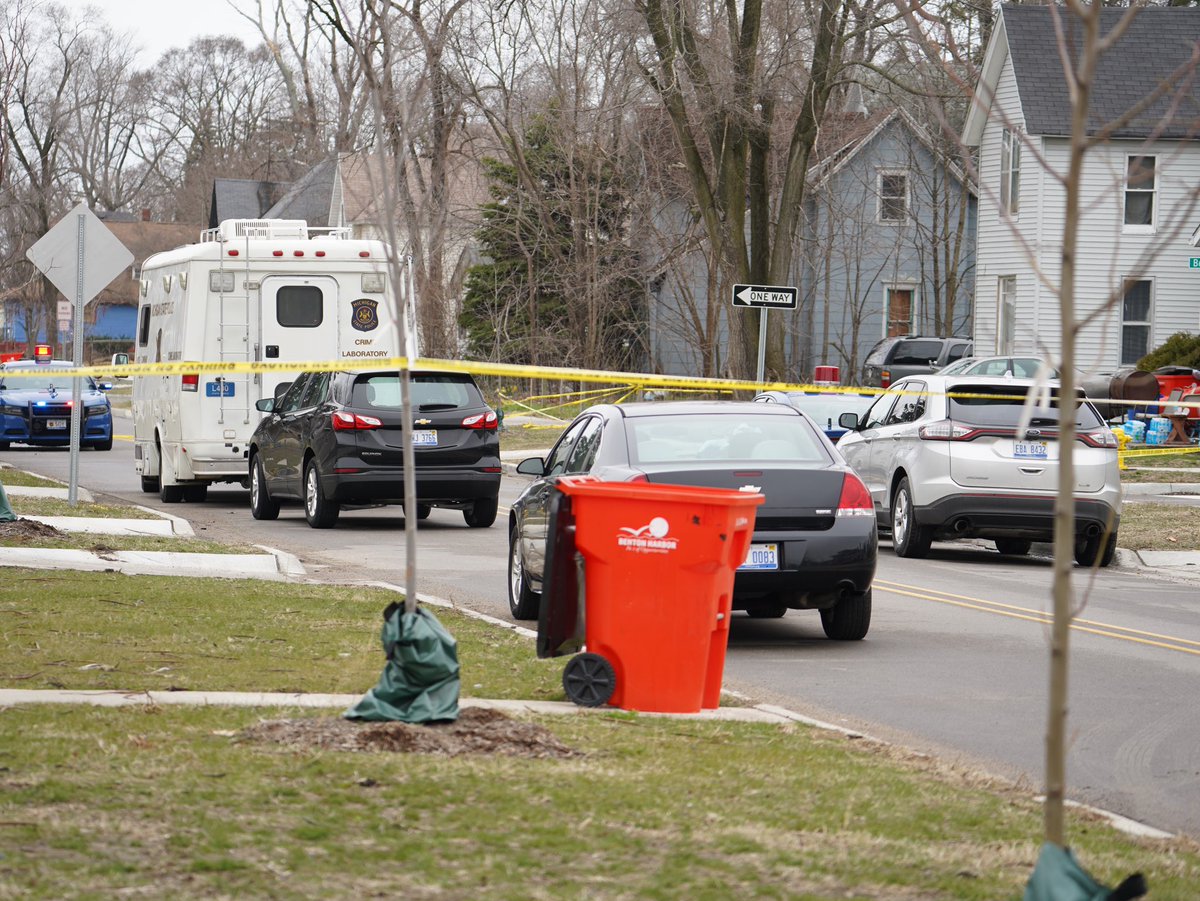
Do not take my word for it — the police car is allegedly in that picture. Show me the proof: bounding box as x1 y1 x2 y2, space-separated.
0 348 114 450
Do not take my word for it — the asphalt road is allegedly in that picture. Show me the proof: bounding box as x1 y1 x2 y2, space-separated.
5 412 1200 839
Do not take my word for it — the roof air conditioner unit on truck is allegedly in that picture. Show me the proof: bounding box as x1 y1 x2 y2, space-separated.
130 218 412 503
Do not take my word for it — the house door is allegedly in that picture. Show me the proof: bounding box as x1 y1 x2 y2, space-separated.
886 288 913 337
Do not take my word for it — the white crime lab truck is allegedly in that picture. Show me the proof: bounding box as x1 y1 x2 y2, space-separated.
131 218 407 502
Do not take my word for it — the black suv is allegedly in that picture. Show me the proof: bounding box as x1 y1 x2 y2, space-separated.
248 369 501 529
862 336 972 387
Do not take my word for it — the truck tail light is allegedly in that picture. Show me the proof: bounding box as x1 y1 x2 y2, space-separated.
181 374 199 392
836 473 874 517
461 411 499 430
880 369 891 388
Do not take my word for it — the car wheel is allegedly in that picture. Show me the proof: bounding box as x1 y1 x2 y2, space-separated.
562 652 616 707
820 588 872 641
304 459 340 529
140 475 159 493
416 503 432 520
463 496 498 528
0 441 9 450
507 528 540 620
93 435 113 451
995 538 1032 556
891 478 932 558
1076 530 1117 568
250 455 280 521
183 484 208 503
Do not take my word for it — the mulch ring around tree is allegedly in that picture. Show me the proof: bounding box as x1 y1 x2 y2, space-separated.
239 705 582 759
0 518 67 542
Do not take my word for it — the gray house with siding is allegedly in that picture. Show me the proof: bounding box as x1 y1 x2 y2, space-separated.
646 102 976 383
963 4 1200 372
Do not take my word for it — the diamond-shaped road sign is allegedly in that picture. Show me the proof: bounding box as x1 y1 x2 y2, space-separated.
732 283 798 309
26 202 133 305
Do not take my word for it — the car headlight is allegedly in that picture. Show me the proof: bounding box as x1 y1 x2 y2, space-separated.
86 403 110 418
1 403 24 416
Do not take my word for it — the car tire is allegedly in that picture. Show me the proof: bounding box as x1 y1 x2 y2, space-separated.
995 538 1032 556
0 441 9 450
304 459 340 529
464 496 498 528
507 528 540 620
891 478 932 558
820 589 872 641
93 435 113 451
416 504 432 521
250 455 280 521
140 475 159 493
1076 530 1117 568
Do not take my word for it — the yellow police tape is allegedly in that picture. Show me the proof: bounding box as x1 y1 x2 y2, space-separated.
5 355 1200 414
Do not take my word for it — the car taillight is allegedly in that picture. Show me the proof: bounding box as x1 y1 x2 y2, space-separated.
836 472 874 517
181 374 198 392
332 411 382 430
461 411 499 430
918 419 978 441
626 473 649 482
1078 429 1118 448
880 369 891 388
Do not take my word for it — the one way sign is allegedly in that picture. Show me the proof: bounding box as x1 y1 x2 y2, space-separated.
732 283 797 309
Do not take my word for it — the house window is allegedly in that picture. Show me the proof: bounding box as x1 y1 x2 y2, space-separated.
1124 156 1156 229
886 287 913 337
1000 129 1020 215
997 276 1016 354
879 172 908 223
1120 279 1152 365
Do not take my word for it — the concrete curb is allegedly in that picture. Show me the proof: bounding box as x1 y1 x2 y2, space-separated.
0 547 297 580
4 484 96 503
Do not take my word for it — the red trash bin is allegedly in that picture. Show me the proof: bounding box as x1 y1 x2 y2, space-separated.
554 477 763 713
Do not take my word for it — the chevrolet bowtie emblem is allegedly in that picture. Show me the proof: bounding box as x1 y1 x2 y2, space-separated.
415 418 432 425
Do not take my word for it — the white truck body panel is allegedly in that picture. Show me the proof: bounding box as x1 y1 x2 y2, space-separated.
132 219 407 495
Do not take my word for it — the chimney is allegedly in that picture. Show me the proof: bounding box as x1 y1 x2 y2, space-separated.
141 209 151 222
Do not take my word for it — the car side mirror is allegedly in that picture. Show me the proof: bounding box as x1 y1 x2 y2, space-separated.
838 412 860 430
516 457 546 476
255 398 275 413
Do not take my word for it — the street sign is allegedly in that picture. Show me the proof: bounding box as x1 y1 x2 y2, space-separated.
26 202 133 305
732 283 798 309
1189 257 1200 269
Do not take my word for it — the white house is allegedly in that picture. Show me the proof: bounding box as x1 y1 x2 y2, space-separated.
964 4 1200 373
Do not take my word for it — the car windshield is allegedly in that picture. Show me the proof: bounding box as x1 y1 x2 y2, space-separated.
0 370 95 391
784 393 875 424
351 372 481 410
628 413 830 464
948 385 1104 429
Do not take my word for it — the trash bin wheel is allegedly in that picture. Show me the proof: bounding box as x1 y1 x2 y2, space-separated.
563 653 616 708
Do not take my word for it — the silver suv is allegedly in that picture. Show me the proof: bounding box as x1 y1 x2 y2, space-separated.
836 375 1121 566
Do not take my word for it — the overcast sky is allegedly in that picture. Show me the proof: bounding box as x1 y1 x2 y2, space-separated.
84 0 264 64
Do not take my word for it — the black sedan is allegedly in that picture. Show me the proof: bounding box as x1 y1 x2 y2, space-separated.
248 368 501 529
507 401 878 639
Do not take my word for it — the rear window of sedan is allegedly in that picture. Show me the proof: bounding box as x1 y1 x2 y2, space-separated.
891 340 944 365
948 385 1105 429
629 414 830 464
351 373 482 410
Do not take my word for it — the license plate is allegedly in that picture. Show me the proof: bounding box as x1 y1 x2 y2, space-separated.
46 419 67 430
1013 441 1048 458
412 430 437 447
739 543 778 571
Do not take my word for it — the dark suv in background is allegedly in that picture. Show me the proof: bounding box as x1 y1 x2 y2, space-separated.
862 336 972 387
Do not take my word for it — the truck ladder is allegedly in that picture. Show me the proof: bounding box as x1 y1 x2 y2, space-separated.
216 271 253 425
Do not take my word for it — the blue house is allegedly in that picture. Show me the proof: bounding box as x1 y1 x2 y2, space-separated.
645 100 977 384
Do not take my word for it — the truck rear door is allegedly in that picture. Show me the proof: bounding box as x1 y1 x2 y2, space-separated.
260 276 340 398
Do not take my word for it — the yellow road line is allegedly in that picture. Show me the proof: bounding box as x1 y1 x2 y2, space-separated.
874 578 1200 657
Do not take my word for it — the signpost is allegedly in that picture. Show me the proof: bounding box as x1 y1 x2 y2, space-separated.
731 283 798 382
26 203 133 505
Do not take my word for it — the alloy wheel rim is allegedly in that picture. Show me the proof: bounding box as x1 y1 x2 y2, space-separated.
306 469 317 517
509 541 523 604
894 490 910 544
